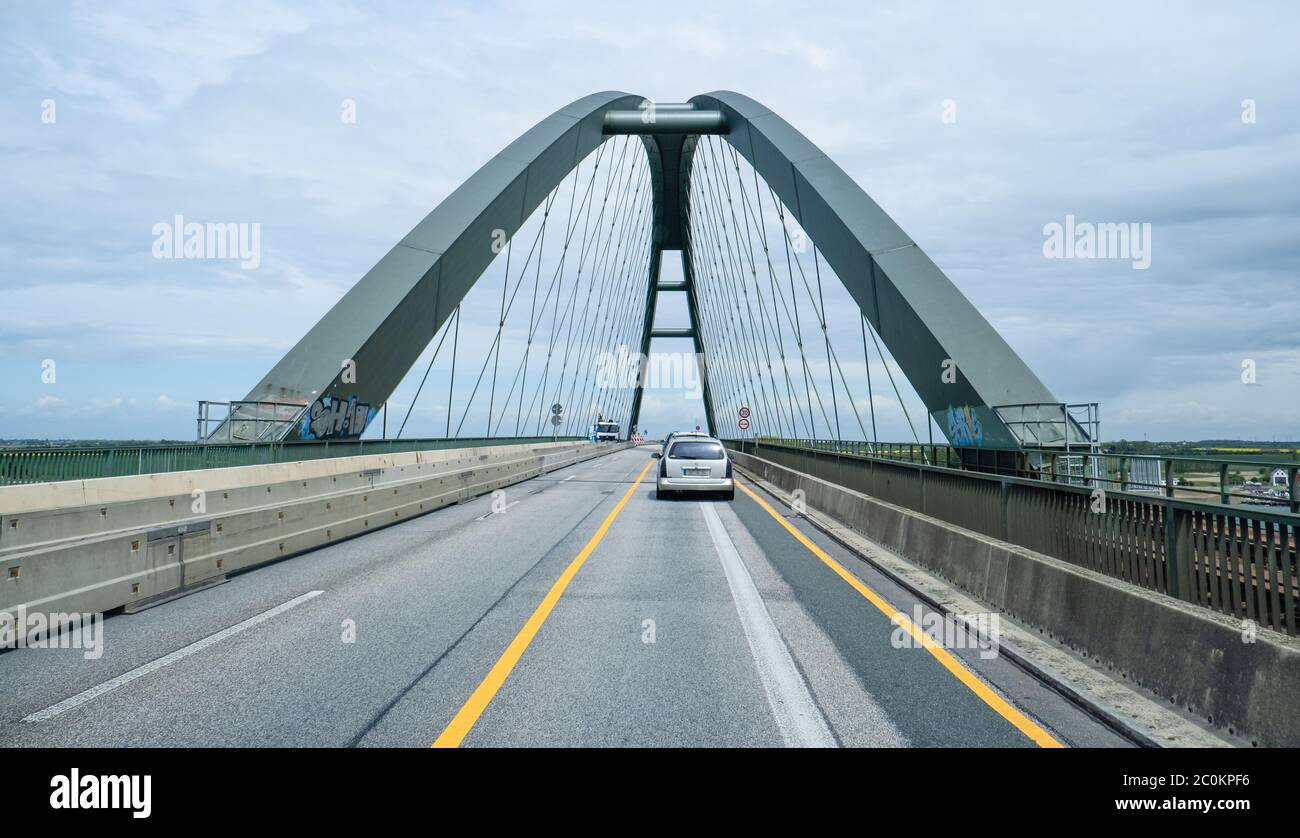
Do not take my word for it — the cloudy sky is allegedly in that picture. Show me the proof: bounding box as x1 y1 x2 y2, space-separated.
1 0 1296 443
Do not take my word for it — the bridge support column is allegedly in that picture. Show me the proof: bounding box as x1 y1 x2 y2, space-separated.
627 245 717 439
627 245 662 438
628 122 718 440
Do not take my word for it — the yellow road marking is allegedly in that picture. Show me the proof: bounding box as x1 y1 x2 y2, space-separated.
432 457 655 748
736 479 1064 749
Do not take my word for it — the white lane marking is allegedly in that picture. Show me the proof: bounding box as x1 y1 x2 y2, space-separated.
477 500 521 520
23 590 324 723
561 475 576 482
700 503 836 748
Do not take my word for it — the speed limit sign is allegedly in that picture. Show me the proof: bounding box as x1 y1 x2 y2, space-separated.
738 417 750 431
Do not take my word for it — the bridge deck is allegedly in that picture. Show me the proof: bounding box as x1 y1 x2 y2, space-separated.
0 447 1124 748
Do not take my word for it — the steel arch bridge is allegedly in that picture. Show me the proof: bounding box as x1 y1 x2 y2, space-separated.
211 91 1086 451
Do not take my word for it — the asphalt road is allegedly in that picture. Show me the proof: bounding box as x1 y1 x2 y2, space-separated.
0 446 1129 748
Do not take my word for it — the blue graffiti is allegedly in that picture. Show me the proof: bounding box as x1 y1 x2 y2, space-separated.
946 404 984 447
301 395 377 440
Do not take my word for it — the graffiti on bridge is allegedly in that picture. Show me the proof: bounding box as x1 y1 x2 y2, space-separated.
301 395 376 440
946 403 985 447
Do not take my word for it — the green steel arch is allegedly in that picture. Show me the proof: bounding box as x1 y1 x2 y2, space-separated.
224 90 1065 449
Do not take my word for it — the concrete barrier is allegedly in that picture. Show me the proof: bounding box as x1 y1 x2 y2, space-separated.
1 441 628 624
731 448 1300 747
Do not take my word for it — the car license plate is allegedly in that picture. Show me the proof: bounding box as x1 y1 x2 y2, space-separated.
684 467 710 476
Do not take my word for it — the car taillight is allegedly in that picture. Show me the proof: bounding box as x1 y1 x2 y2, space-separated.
725 459 733 478
660 456 668 478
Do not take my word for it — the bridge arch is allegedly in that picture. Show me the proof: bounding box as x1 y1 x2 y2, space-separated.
223 90 1067 448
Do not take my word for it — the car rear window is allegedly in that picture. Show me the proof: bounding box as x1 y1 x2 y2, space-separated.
669 441 725 460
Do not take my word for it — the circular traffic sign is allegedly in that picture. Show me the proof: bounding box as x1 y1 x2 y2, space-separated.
551 414 563 426
551 403 563 415
738 417 750 431
738 406 751 419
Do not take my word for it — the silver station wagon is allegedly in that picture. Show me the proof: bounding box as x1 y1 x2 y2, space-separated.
653 435 734 500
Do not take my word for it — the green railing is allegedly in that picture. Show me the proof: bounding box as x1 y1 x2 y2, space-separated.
728 438 1300 636
0 436 584 487
748 437 1300 514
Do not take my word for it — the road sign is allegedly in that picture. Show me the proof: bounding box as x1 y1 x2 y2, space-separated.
738 406 750 419
738 417 750 431
551 403 563 415
551 414 563 427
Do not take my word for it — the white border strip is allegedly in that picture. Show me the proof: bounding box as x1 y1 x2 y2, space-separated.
701 503 835 748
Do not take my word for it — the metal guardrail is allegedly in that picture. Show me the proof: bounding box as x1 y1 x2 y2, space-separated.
993 401 1098 449
756 438 1300 513
0 436 585 487
196 399 306 442
727 438 1300 637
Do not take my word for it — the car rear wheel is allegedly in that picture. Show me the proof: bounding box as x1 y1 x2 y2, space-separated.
723 489 735 501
